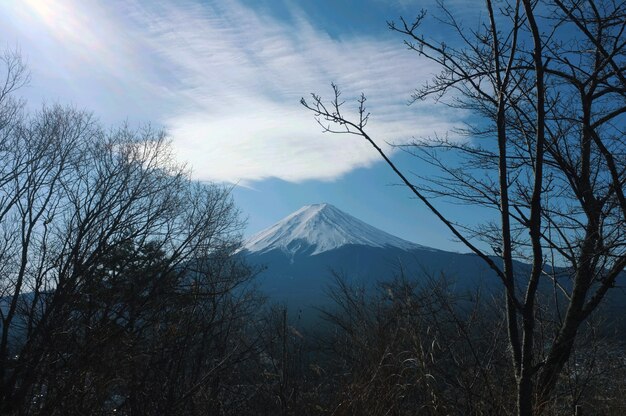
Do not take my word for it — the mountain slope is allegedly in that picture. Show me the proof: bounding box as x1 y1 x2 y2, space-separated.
243 203 432 256
241 204 501 313
242 204 626 331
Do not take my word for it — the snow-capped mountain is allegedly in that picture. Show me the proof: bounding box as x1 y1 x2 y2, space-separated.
243 203 431 256
241 204 624 326
241 203 498 314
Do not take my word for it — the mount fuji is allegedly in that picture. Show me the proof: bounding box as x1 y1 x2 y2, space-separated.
244 203 433 258
241 203 498 309
240 204 626 331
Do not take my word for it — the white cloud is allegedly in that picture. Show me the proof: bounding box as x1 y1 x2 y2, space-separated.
1 0 462 183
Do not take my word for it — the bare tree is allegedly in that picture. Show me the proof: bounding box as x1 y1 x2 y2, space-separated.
302 0 626 414
0 51 260 415
318 274 513 416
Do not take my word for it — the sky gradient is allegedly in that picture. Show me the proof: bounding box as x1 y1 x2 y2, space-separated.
1 0 482 251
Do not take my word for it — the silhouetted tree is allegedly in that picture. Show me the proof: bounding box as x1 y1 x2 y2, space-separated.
303 1 626 414
0 50 259 415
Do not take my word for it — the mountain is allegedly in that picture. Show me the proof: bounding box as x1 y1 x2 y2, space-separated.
244 203 433 257
242 203 498 312
240 203 626 333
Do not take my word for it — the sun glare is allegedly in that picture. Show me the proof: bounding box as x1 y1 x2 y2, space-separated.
20 0 106 60
22 0 81 38
15 0 145 91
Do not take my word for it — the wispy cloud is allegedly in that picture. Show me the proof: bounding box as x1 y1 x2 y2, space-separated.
1 0 461 184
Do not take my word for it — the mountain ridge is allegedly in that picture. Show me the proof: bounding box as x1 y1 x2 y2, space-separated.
241 203 501 312
243 203 435 256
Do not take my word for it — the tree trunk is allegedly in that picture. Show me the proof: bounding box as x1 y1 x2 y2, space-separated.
518 373 534 416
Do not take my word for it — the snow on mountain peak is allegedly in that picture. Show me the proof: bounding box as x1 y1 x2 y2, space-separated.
243 203 428 256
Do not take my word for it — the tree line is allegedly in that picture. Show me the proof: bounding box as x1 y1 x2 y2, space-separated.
0 49 262 414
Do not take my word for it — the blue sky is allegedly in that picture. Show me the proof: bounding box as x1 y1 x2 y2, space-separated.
1 0 483 252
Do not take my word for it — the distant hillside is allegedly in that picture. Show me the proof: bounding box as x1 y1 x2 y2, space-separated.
241 203 626 331
241 203 499 309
